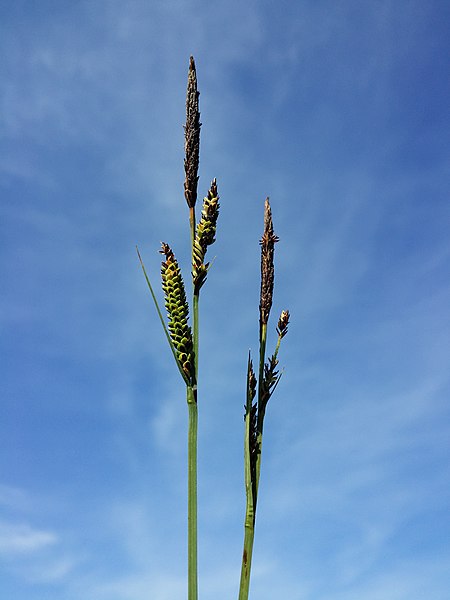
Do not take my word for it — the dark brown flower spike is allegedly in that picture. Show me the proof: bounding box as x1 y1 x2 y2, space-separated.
184 56 201 209
259 198 279 330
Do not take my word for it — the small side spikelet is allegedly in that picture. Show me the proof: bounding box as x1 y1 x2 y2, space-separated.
160 242 195 382
259 198 279 329
192 179 220 292
276 310 290 339
257 310 290 426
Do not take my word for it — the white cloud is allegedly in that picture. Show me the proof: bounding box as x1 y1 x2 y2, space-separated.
0 487 81 587
0 520 57 554
320 555 450 600
0 484 31 512
87 571 186 600
17 556 79 584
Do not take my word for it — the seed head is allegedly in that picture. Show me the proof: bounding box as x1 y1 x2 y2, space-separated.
160 242 195 381
184 56 201 209
192 179 220 292
259 198 279 329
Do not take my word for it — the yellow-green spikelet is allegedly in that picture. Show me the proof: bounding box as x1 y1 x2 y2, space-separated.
192 179 220 292
160 242 195 381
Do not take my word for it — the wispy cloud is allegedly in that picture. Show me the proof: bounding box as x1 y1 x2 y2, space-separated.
0 484 82 589
0 521 57 554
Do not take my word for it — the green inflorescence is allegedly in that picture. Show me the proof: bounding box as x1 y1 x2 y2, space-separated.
192 179 220 293
160 242 195 382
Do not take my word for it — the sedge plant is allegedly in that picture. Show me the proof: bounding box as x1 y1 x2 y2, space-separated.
238 198 289 599
138 57 289 599
137 56 219 600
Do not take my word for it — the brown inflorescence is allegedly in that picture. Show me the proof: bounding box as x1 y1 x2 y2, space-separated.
184 56 201 209
259 198 279 329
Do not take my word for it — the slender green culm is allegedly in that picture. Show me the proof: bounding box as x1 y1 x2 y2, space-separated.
187 386 198 600
239 357 258 599
239 199 290 600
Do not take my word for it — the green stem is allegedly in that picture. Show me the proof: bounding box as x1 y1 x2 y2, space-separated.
239 323 268 599
190 204 200 376
187 386 198 600
189 206 196 255
239 429 265 600
238 519 255 600
188 204 199 600
239 385 256 600
193 294 199 374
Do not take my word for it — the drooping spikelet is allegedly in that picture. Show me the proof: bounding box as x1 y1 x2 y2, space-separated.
160 242 195 381
184 56 201 209
192 179 220 292
259 198 279 330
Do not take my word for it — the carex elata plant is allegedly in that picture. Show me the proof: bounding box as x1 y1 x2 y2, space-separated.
138 57 289 600
239 199 290 599
137 56 218 600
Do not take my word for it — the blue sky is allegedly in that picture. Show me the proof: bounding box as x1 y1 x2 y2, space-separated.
1 1 450 598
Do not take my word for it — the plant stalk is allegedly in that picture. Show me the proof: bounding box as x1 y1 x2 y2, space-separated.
193 293 199 375
189 201 199 600
239 429 265 600
239 382 256 600
238 518 255 600
187 385 198 600
239 316 269 599
258 322 267 431
189 206 196 255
